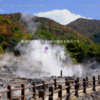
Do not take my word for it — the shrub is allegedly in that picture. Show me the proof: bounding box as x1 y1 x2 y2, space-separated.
2 19 11 24
0 45 4 53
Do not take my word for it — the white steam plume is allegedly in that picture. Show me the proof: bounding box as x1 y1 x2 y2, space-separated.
20 13 40 34
13 40 82 78
1 13 100 79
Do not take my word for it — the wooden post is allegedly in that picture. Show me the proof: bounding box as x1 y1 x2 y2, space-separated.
98 75 100 85
7 85 12 100
75 80 78 97
65 78 68 86
58 85 62 100
33 82 36 98
93 76 96 91
83 79 86 94
76 78 79 88
49 87 53 100
21 84 25 100
61 70 62 77
86 77 88 87
65 78 68 99
66 82 70 100
42 81 45 91
39 90 45 100
54 79 57 90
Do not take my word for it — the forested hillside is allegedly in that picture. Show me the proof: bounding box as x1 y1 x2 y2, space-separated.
67 18 100 44
0 13 100 63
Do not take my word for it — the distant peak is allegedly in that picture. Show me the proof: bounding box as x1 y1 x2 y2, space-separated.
76 18 87 21
76 18 93 21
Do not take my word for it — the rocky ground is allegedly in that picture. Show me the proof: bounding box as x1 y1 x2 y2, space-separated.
77 91 100 100
0 54 100 100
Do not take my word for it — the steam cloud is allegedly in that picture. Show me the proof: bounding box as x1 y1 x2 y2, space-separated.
13 40 83 78
0 13 100 79
20 13 40 34
13 13 100 78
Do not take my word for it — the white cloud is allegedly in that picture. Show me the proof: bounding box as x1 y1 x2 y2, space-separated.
33 9 92 25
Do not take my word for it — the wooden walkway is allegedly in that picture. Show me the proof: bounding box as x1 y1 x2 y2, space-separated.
0 75 100 100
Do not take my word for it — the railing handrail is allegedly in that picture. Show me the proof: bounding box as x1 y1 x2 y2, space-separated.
0 75 100 100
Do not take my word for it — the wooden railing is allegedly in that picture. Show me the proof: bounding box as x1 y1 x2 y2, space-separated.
0 75 100 100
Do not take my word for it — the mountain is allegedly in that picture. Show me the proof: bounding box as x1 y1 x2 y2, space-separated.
67 18 100 44
0 13 100 63
0 13 93 44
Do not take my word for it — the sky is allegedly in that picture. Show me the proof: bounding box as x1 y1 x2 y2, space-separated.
0 0 100 25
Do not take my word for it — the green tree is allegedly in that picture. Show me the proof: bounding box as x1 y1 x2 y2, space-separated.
0 16 3 23
9 36 20 45
1 41 8 49
0 35 6 43
2 19 11 24
0 45 4 53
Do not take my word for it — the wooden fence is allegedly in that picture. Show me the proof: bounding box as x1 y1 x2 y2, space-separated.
0 75 100 100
